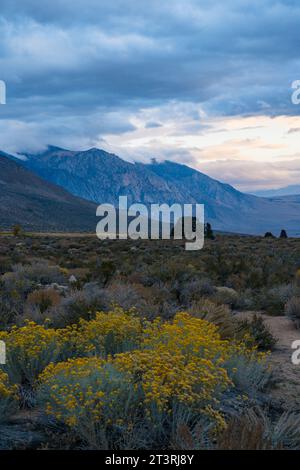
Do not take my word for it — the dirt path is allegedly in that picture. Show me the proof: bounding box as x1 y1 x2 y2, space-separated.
264 315 300 410
237 312 300 410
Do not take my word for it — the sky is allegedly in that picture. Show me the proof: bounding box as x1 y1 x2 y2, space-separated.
0 0 300 191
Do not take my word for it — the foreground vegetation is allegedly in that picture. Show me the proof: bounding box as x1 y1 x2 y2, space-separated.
0 233 300 449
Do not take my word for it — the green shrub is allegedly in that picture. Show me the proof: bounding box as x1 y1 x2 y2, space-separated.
285 296 300 328
237 315 277 351
217 408 300 450
187 298 236 339
212 287 239 308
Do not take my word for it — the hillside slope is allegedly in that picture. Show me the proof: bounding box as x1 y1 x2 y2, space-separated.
0 153 97 231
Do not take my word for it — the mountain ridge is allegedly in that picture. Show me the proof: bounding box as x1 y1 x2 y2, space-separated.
5 146 300 236
250 184 300 198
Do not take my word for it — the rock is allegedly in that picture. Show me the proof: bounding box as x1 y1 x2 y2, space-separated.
47 282 68 292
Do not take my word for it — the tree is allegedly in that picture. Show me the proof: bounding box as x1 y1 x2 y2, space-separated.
279 229 288 239
205 222 215 240
264 232 275 238
12 224 22 237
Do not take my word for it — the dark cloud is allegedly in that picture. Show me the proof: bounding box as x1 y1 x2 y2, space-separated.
0 0 299 152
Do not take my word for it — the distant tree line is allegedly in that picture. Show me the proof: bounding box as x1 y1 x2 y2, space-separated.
264 229 288 239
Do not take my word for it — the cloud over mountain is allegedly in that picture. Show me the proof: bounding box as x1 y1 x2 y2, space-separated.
0 0 299 190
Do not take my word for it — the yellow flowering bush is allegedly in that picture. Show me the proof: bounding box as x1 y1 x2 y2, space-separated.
139 314 260 390
0 308 145 389
0 370 18 422
115 313 267 429
0 370 17 400
0 322 61 385
38 357 141 448
0 307 269 447
74 308 143 356
36 312 268 443
114 313 235 424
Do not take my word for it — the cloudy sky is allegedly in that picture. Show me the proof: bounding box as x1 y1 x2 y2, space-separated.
0 0 300 191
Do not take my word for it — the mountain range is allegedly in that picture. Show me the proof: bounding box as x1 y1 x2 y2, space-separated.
1 145 300 236
251 185 300 198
